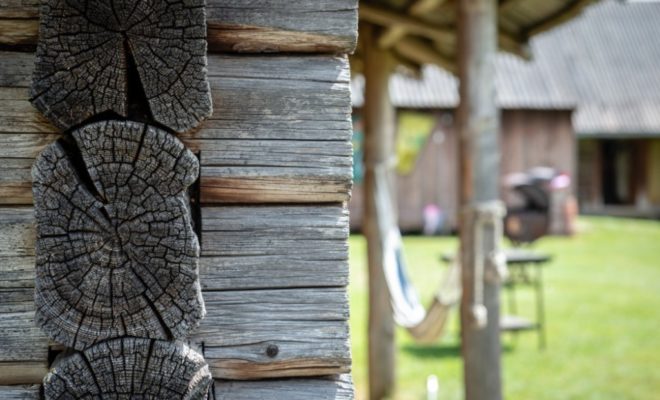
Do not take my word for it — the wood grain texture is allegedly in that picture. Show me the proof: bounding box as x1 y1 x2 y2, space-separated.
196 288 351 379
0 205 349 291
0 205 351 382
32 121 205 350
0 51 353 205
0 386 40 400
0 376 354 399
30 0 212 132
200 205 349 290
44 338 212 399
214 374 354 399
0 0 358 53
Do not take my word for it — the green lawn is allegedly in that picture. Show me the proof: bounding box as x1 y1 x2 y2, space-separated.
348 217 660 399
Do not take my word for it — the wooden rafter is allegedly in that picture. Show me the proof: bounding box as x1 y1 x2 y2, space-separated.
359 3 453 43
523 0 594 38
410 0 450 15
360 1 530 71
394 37 457 74
378 0 449 50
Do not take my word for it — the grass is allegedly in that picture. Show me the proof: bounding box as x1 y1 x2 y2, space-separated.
348 217 660 399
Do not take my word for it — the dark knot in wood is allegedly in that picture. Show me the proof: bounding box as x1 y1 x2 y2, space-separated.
32 120 205 350
30 0 212 133
43 338 213 399
266 344 279 358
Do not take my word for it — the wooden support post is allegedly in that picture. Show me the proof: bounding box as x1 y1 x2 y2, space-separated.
457 1 503 400
362 24 397 400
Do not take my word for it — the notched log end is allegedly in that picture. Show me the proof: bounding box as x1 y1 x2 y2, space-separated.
32 120 205 351
43 338 212 399
30 0 213 133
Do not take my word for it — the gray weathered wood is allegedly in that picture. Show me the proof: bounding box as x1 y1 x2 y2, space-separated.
196 288 351 379
0 205 351 382
201 205 349 290
30 0 212 132
0 205 349 291
0 385 41 399
44 338 212 399
0 311 48 385
0 51 353 204
0 0 358 53
214 374 354 399
0 283 48 385
32 121 205 350
0 376 354 400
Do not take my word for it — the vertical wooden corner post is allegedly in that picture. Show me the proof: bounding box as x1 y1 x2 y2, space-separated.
457 0 505 400
362 23 397 400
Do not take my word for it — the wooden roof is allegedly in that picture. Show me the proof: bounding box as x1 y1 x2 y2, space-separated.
354 0 597 73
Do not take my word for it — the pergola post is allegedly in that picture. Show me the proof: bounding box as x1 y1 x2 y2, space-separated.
362 23 397 400
457 0 504 400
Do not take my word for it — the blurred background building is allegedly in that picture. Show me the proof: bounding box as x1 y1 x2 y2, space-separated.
350 0 660 233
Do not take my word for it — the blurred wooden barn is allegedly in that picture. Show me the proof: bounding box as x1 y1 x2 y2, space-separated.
350 0 660 235
0 1 357 398
350 63 576 233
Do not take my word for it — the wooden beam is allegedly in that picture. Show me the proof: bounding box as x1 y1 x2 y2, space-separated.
410 0 450 15
523 0 592 38
378 0 450 50
457 0 503 399
359 4 453 43
498 32 531 60
394 37 457 75
378 26 408 49
362 24 397 400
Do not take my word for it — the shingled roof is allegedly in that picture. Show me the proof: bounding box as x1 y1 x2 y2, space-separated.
353 0 660 137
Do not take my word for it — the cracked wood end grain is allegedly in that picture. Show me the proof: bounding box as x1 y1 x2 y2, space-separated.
43 338 212 399
30 0 212 133
32 120 205 350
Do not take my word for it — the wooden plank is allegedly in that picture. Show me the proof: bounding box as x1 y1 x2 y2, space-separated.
214 375 354 399
0 209 49 385
197 288 350 379
201 206 349 290
0 52 353 205
0 206 349 291
0 0 358 53
0 385 40 399
0 304 49 385
0 377 355 400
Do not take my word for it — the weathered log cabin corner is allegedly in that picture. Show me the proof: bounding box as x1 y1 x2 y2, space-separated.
0 0 357 397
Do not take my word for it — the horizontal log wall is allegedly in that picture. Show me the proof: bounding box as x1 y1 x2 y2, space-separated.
0 52 353 205
0 0 358 53
0 206 350 383
0 375 354 399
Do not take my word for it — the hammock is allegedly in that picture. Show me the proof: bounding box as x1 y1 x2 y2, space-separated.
383 228 461 343
373 165 461 344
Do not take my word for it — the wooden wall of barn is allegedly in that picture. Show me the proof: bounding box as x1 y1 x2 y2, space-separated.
350 108 575 232
0 1 357 398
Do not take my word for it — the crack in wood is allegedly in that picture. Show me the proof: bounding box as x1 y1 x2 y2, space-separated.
30 0 213 133
32 121 205 351
43 338 212 399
